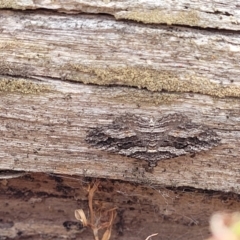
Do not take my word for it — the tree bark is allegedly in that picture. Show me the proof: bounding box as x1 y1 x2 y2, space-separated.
1 0 240 30
0 11 240 97
0 10 239 193
0 1 240 239
0 76 239 194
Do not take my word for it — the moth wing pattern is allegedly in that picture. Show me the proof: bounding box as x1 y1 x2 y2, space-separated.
85 113 220 167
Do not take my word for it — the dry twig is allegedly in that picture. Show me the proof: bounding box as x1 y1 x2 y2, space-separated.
75 180 117 240
145 233 159 240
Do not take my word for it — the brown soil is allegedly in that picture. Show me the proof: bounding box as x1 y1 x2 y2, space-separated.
0 172 239 239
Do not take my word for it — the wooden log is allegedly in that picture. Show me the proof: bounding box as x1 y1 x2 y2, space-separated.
1 0 240 30
0 10 239 194
0 11 240 98
0 2 240 239
1 0 240 239
0 76 239 194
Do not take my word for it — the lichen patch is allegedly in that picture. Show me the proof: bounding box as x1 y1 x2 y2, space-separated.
67 64 240 98
0 0 22 9
98 87 179 106
115 10 199 26
111 89 178 106
0 78 51 94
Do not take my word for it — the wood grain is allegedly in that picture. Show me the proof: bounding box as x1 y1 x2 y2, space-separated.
0 2 239 239
0 76 239 193
1 0 240 30
0 11 240 98
0 9 239 194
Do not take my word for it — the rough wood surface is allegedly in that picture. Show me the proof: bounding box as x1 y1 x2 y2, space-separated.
1 11 240 98
1 172 240 240
1 2 240 240
1 0 240 30
0 10 240 194
0 76 240 194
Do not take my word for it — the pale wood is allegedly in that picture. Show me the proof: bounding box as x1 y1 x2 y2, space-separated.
0 10 240 194
0 76 240 194
1 11 240 98
1 0 240 30
0 3 239 240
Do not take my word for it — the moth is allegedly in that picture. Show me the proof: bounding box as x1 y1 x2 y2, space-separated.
85 113 220 167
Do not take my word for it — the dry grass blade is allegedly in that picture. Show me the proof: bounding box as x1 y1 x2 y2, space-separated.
88 180 101 240
75 179 117 240
102 229 111 240
101 209 117 240
75 209 88 227
145 233 159 240
89 180 100 226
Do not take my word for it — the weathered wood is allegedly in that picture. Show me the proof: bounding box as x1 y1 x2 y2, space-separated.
0 2 239 195
1 0 240 30
0 172 239 239
1 2 240 239
1 11 240 98
0 76 239 194
0 12 240 195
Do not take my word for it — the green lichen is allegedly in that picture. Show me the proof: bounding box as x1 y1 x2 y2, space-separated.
0 0 21 9
67 64 240 98
115 10 199 26
0 78 51 94
104 88 179 106
0 0 33 9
